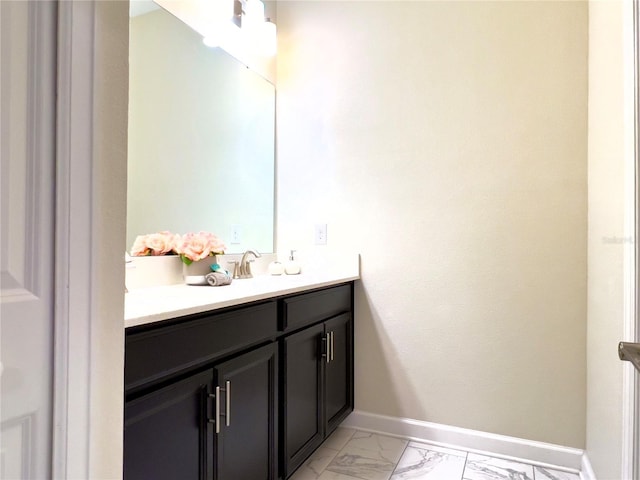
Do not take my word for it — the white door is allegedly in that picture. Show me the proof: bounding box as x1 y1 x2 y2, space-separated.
0 1 57 478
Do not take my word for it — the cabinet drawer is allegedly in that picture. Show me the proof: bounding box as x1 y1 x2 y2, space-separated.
281 284 352 332
125 301 277 392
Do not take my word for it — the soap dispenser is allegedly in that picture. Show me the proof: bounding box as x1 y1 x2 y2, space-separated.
284 250 301 275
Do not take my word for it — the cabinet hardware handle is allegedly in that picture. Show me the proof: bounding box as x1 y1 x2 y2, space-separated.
208 386 221 434
321 334 330 363
225 381 231 427
330 331 334 362
209 382 230 432
326 333 331 363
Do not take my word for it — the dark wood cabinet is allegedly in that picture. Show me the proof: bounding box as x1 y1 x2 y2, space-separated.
124 283 354 480
324 313 353 431
125 343 278 480
214 343 278 480
124 369 213 480
282 323 325 474
282 312 353 478
125 302 278 394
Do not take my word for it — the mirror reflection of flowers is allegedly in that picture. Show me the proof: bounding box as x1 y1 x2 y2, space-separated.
130 231 180 257
176 231 226 265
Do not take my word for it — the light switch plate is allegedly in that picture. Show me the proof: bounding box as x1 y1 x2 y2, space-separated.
231 224 241 244
314 224 327 245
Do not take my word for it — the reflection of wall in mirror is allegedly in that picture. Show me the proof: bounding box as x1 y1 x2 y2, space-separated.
128 8 275 254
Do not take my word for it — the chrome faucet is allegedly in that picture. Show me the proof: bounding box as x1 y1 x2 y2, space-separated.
235 249 261 279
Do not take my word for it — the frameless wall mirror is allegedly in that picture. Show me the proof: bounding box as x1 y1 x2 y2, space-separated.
127 1 276 254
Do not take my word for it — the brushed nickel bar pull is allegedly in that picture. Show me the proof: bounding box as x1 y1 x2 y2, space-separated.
321 334 330 363
215 386 221 434
225 381 231 427
208 386 221 434
619 342 640 373
330 331 335 362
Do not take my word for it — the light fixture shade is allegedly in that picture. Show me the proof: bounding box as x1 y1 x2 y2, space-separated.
260 20 277 56
212 0 235 22
202 0 236 48
242 0 265 31
202 0 275 58
202 35 220 48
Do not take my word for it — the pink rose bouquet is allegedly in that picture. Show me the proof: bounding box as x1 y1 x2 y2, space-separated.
130 231 179 256
175 231 226 265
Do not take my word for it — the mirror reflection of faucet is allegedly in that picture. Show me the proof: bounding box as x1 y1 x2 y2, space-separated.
233 249 262 279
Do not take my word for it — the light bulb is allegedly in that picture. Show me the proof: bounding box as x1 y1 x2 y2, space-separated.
203 21 241 50
242 0 264 31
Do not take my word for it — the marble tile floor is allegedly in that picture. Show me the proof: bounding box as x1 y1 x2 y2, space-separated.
289 428 581 480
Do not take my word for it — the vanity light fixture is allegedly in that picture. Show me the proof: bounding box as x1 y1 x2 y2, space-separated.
260 19 277 56
202 0 276 56
202 21 239 49
238 0 264 31
201 0 235 48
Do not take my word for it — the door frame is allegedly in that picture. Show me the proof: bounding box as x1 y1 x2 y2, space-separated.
623 1 640 478
52 1 128 478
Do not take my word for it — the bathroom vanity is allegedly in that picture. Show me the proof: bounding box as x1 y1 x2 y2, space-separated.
125 2 355 477
124 274 356 480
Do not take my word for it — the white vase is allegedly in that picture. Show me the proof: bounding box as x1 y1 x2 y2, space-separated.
183 255 216 284
127 255 183 289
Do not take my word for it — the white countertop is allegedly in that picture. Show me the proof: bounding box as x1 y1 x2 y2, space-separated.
125 254 360 328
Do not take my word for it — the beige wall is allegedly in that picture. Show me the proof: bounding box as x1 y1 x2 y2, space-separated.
277 1 588 447
92 1 129 477
586 1 634 478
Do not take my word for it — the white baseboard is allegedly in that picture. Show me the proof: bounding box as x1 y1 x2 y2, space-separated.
580 453 597 480
342 410 584 473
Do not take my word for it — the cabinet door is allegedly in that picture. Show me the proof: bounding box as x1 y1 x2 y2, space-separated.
324 313 353 433
282 323 324 477
124 370 214 480
214 343 278 480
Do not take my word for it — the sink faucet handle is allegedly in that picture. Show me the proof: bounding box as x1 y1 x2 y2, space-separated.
245 259 257 277
229 261 240 279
